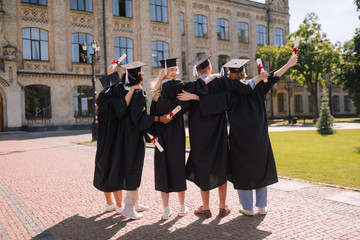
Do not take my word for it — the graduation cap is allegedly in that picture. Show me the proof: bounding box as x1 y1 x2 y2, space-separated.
159 58 178 75
120 61 147 85
189 52 212 77
99 71 121 89
220 59 249 76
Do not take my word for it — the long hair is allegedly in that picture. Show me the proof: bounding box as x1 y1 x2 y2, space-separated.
151 69 167 102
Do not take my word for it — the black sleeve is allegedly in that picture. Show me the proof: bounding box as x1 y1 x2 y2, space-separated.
259 71 281 95
130 90 155 131
183 79 208 95
198 90 229 116
110 96 128 119
156 96 191 119
218 77 255 95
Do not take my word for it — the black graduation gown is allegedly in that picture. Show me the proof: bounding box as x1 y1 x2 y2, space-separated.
150 79 208 193
227 72 280 190
93 85 154 192
186 77 254 191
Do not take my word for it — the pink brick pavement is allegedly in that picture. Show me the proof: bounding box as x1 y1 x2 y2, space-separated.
0 130 359 239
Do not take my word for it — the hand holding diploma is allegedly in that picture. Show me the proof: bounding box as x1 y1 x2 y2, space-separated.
256 58 268 83
292 36 300 56
147 133 164 152
107 54 127 74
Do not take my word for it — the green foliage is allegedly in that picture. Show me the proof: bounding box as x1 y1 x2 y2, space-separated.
334 28 360 115
316 87 334 134
356 0 360 11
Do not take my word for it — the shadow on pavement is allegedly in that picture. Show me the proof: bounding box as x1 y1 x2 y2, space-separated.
0 130 91 141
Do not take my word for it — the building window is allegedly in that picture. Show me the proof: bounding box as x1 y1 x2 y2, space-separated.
344 95 351 112
114 38 133 64
182 51 186 75
25 85 51 119
278 93 286 112
257 25 266 45
21 0 47 5
113 0 132 18
194 15 208 38
274 28 283 46
70 0 92 12
152 41 169 67
150 0 168 23
217 18 229 40
22 28 49 61
218 55 230 74
308 95 314 113
333 95 340 112
295 95 303 113
265 93 271 112
180 12 185 35
238 22 249 43
74 86 94 117
71 33 94 63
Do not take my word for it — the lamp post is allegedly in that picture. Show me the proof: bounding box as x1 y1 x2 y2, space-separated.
81 40 100 141
286 80 292 124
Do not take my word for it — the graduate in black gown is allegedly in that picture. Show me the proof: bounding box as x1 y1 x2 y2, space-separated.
93 61 172 220
176 52 255 218
224 56 298 216
150 58 209 220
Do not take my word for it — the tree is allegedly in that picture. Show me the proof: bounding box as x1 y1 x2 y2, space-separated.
356 0 360 11
316 87 334 135
334 28 360 115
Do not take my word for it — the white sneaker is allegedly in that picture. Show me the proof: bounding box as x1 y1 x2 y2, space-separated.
162 207 173 220
105 203 116 212
239 208 255 216
122 204 143 220
179 205 188 217
258 207 268 215
116 206 124 214
135 202 149 212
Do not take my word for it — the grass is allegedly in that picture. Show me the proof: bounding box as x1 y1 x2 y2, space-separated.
269 129 360 189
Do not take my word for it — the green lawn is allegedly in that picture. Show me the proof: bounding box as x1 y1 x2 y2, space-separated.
269 129 360 189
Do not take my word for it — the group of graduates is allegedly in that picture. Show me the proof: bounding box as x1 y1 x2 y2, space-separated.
93 52 298 220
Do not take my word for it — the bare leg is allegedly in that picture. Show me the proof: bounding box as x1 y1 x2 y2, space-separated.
200 190 210 210
113 190 122 207
177 191 185 205
218 182 227 209
161 192 170 207
104 192 113 205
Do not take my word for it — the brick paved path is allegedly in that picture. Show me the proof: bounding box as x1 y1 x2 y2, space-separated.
0 130 359 240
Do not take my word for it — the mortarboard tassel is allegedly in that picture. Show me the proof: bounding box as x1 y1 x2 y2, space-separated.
193 65 198 77
125 70 129 85
164 60 167 75
220 67 225 76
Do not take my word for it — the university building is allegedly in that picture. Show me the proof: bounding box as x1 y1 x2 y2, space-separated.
0 0 355 131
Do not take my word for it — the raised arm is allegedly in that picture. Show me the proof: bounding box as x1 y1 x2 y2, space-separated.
273 55 298 77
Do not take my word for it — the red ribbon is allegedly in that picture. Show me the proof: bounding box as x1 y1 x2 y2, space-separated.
257 64 264 73
111 60 119 65
150 136 156 143
167 110 174 118
292 46 298 55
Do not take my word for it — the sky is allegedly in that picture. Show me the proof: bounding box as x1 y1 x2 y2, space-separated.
253 0 360 44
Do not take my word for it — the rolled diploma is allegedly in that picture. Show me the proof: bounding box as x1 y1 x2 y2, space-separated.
112 53 127 65
292 36 300 56
147 133 164 152
167 105 182 118
256 58 268 83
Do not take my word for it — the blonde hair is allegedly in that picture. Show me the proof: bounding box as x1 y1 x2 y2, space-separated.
151 69 167 102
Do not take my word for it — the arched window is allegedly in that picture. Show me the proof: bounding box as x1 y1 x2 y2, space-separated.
71 33 94 63
333 95 340 112
218 55 230 74
22 28 49 61
308 95 314 113
238 22 249 43
114 38 133 64
74 86 94 117
256 25 266 45
278 93 286 113
344 95 351 112
21 0 47 5
25 85 51 119
152 41 169 67
274 28 283 46
113 0 132 18
70 0 92 12
217 18 229 40
194 15 208 38
295 95 303 113
265 93 271 112
150 0 168 23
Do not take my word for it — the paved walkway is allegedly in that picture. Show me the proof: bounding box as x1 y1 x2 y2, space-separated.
0 129 359 239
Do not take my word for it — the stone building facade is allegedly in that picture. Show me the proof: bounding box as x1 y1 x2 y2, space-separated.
0 0 355 131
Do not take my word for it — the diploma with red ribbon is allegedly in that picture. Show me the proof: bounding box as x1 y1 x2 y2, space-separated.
147 133 164 152
292 36 300 56
256 58 268 83
166 105 181 119
111 53 127 66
